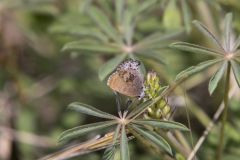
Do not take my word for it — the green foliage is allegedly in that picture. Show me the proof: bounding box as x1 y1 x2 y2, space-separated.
171 12 240 95
1 1 240 160
58 87 188 159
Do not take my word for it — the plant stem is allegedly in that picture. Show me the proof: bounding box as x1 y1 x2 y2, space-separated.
216 62 231 160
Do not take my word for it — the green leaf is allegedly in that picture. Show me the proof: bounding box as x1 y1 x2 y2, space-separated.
233 35 240 51
59 121 116 142
163 0 181 30
134 0 157 16
62 41 120 54
181 0 192 33
170 42 223 56
193 20 224 51
98 54 127 81
133 120 189 131
208 62 227 95
224 13 233 51
49 25 108 42
136 50 165 65
115 0 124 25
88 7 122 44
102 125 121 160
131 125 172 155
176 59 222 80
120 126 130 160
123 10 134 46
102 147 116 160
68 102 117 119
231 60 240 88
136 31 182 50
127 99 153 119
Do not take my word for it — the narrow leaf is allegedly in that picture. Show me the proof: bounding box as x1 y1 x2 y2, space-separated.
193 20 224 51
233 35 240 51
102 147 116 160
131 125 172 155
170 42 223 56
224 13 233 51
59 121 117 142
115 0 124 25
136 31 182 50
99 54 127 81
62 41 120 54
134 0 157 16
208 62 227 95
181 0 192 33
127 100 153 119
123 10 134 46
88 7 122 44
133 120 189 131
102 125 121 160
136 50 165 65
231 60 240 88
68 102 117 119
120 126 130 160
176 59 222 80
163 0 181 30
49 25 108 42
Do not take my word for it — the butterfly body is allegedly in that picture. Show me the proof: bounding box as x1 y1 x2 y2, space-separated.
107 59 144 98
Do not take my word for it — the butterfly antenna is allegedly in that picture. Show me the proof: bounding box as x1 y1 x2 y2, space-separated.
114 92 122 118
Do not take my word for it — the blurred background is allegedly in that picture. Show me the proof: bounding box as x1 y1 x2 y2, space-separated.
0 0 240 160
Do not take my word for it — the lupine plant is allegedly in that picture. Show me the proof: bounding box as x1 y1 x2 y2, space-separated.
171 13 240 160
42 1 240 160
55 72 189 160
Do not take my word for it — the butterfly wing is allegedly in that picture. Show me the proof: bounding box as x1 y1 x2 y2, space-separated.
107 69 144 97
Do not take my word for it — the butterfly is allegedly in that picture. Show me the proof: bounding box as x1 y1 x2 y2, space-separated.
107 59 144 98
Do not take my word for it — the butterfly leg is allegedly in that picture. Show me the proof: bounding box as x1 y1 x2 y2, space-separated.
114 92 122 118
125 99 132 111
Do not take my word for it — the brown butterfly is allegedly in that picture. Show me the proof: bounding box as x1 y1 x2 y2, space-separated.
107 59 144 98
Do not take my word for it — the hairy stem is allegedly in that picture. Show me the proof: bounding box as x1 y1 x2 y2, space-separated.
216 62 231 160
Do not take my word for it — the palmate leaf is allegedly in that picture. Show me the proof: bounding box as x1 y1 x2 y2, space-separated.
231 60 240 88
208 61 227 95
133 119 189 131
87 6 122 44
120 126 130 160
102 125 121 160
175 59 223 80
68 102 117 119
59 121 117 142
98 53 127 81
131 125 172 155
170 42 223 56
192 20 224 51
62 40 120 54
